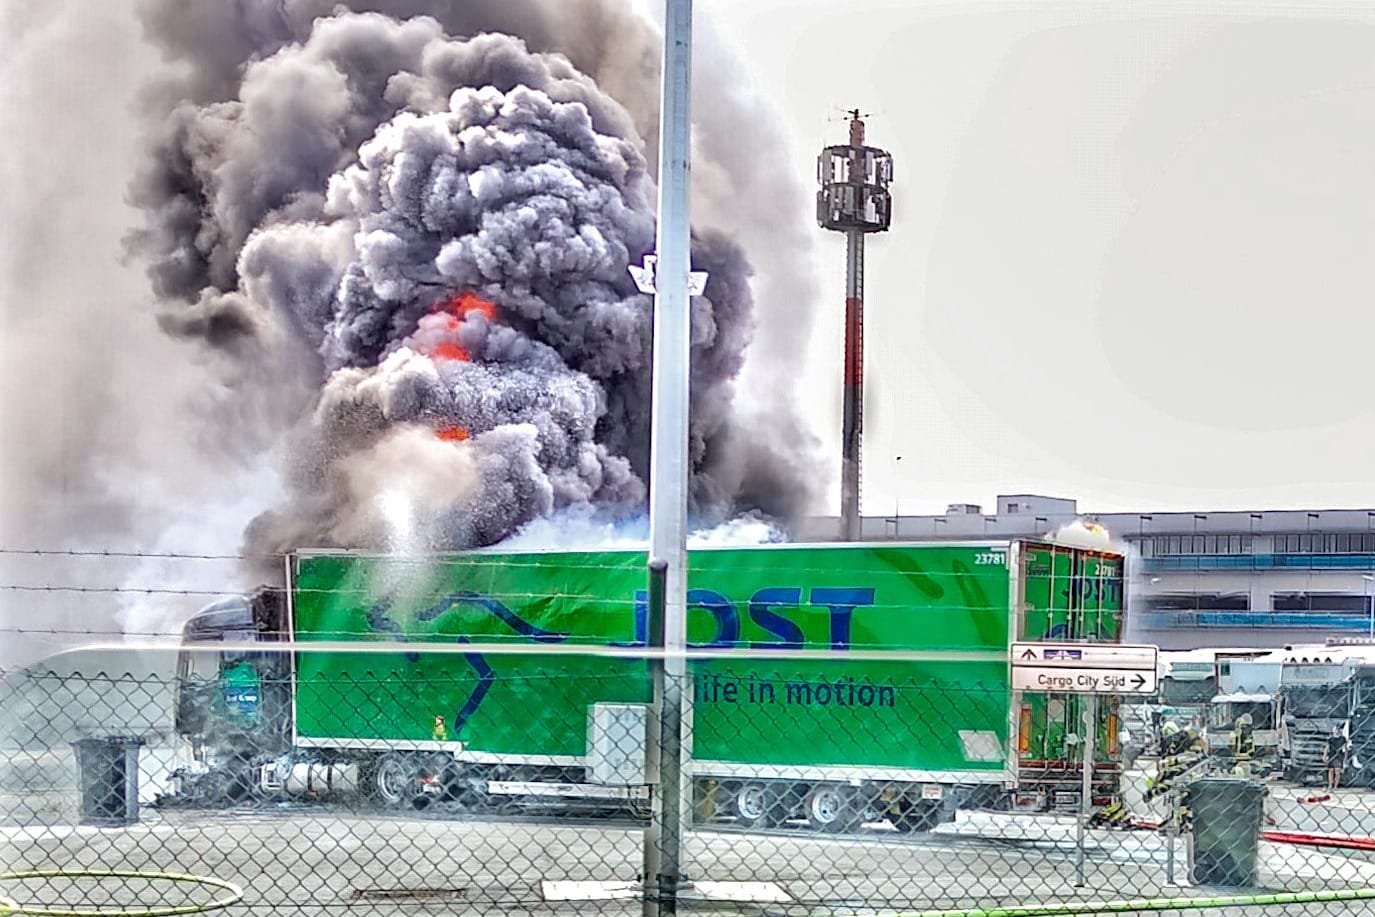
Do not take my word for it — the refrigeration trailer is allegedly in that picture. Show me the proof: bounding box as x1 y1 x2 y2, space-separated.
167 539 1126 831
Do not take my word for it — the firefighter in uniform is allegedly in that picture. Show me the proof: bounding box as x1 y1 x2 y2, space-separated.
1144 724 1205 802
1233 712 1255 764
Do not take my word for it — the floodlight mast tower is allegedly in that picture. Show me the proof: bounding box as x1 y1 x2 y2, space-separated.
818 111 893 541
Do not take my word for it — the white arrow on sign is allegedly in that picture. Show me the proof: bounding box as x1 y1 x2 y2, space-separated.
1011 642 1157 670
628 255 710 296
1011 665 1157 695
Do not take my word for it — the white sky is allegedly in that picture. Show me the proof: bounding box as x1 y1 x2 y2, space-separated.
697 0 1375 517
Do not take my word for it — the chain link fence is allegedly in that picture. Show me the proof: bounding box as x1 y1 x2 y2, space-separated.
7 647 1375 917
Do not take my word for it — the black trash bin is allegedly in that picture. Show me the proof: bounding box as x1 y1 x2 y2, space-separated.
1184 776 1267 887
72 737 144 826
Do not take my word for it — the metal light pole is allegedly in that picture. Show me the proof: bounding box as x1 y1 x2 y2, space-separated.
638 0 695 913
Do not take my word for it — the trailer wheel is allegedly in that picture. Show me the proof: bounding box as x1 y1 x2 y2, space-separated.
894 799 941 833
804 784 858 833
373 754 417 807
439 764 475 806
734 783 788 829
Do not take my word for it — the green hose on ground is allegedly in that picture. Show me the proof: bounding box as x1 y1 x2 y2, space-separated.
0 870 243 917
896 886 1375 917
3 869 1369 916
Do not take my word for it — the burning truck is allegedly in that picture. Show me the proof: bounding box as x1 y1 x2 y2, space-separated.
165 539 1127 831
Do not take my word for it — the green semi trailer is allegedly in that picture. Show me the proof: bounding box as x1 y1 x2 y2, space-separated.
169 539 1125 831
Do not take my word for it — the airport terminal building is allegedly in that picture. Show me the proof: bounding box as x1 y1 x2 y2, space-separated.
799 496 1375 650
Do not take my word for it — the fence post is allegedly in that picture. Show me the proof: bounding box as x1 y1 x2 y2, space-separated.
1166 785 1177 884
1075 693 1096 887
642 0 694 909
643 559 681 916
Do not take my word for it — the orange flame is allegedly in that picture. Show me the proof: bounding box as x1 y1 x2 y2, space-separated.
431 341 470 362
438 291 498 322
436 426 470 442
417 291 497 365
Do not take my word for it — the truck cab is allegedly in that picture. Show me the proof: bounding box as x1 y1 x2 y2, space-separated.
1206 693 1278 761
1345 664 1375 787
170 588 290 802
1278 657 1352 784
1143 653 1220 750
1206 654 1282 764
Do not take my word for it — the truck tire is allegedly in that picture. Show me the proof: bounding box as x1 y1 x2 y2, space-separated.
894 799 941 833
373 754 417 807
804 784 860 833
439 764 481 807
733 782 789 829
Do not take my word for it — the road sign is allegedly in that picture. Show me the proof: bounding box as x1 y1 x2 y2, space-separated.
1011 642 1159 695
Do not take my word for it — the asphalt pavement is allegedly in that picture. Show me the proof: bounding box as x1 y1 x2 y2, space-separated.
9 720 1375 915
4 777 1375 917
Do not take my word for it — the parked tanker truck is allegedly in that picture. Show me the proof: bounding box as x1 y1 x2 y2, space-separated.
165 539 1126 831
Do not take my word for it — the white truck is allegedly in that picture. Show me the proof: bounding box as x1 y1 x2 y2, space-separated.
1206 653 1282 760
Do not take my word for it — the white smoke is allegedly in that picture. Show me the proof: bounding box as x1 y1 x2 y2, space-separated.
501 507 785 552
687 515 786 547
1045 518 1121 552
334 425 482 551
114 464 285 640
1043 517 1148 639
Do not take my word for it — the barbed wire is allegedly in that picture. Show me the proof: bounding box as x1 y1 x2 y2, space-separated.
0 545 1126 573
0 544 1075 560
0 548 255 561
0 585 244 597
0 628 186 637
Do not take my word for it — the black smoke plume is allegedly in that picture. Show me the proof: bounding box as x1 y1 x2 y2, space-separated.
129 0 824 555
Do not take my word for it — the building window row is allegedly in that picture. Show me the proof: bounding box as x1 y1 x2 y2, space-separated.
1141 535 1253 557
1143 592 1249 611
1141 592 1374 613
1272 592 1370 612
1272 533 1375 554
1138 532 1375 557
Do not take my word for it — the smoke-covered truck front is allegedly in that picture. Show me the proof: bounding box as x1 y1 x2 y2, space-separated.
169 539 1125 830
